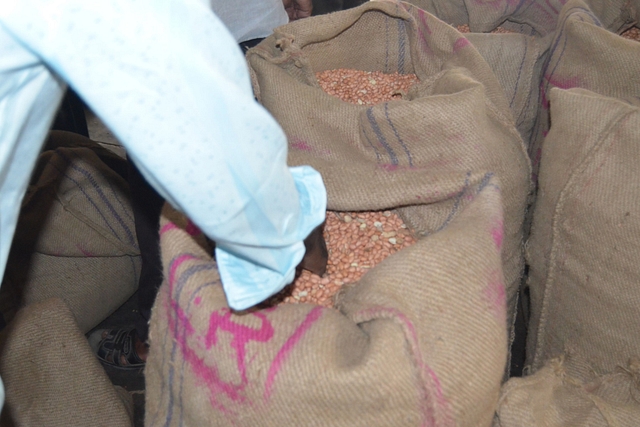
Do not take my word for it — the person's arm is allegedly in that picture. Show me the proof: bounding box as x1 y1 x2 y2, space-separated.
0 0 326 310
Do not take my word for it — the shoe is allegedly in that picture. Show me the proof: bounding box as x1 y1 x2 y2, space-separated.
88 327 146 369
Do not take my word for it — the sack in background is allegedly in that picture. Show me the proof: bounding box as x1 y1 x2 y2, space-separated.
0 132 140 333
494 354 640 427
526 88 640 374
0 298 133 427
526 0 640 177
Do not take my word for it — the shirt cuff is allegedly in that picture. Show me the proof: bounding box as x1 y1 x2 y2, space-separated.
216 165 327 310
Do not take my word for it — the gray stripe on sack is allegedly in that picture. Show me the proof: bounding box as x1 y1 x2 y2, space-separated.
366 107 398 164
384 103 413 167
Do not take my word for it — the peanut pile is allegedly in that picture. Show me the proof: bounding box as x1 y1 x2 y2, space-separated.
621 26 640 41
316 69 419 105
269 210 416 307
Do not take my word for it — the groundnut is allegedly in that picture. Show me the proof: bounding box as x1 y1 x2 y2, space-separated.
316 69 419 105
621 26 640 41
267 211 417 308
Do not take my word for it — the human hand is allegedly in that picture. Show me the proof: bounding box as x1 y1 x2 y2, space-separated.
283 0 313 20
298 223 328 276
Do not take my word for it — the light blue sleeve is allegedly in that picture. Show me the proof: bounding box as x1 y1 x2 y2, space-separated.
0 0 327 310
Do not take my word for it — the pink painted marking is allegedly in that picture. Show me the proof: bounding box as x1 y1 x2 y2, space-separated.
416 9 433 55
264 306 324 400
532 1 556 23
491 219 504 250
483 270 506 320
160 222 179 235
545 0 560 15
355 307 451 427
185 220 202 236
542 74 583 109
194 296 202 305
379 163 400 172
165 302 242 415
453 37 470 53
290 137 314 152
205 309 274 387
76 243 95 257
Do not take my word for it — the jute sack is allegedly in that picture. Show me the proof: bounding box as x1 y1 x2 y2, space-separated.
462 32 546 146
0 133 140 333
525 88 640 374
0 298 133 427
494 354 640 427
246 0 530 358
404 0 560 36
145 178 508 427
527 0 640 176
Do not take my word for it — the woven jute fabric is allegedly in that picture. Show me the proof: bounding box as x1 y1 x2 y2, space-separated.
1 132 140 333
0 298 133 426
526 87 640 375
495 355 640 427
526 0 640 178
246 0 530 367
145 174 508 426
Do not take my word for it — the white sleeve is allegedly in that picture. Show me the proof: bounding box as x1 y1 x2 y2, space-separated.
209 0 289 42
0 0 326 310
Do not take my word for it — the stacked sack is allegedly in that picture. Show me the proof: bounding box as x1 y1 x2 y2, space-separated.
0 131 138 426
497 1 640 423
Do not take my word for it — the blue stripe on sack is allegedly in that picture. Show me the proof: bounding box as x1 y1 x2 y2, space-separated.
50 160 123 244
366 107 398 164
107 178 135 224
431 172 496 234
398 19 406 74
385 15 390 73
58 151 137 246
384 103 413 167
164 260 220 427
363 127 382 162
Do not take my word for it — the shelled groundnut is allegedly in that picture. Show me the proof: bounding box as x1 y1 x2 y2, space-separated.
621 26 640 41
269 211 416 307
316 69 419 105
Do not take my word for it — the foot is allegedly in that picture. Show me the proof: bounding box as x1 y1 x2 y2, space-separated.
88 327 148 369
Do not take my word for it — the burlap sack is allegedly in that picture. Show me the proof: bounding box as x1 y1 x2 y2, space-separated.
525 88 640 374
0 137 140 333
463 32 546 145
526 0 640 176
405 0 557 36
494 354 640 427
0 298 132 427
246 0 530 360
145 177 507 427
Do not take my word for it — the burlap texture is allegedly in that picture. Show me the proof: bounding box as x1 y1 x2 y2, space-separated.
526 0 640 177
0 298 132 427
1 139 140 333
525 88 640 374
494 355 640 427
145 177 507 427
246 0 530 360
